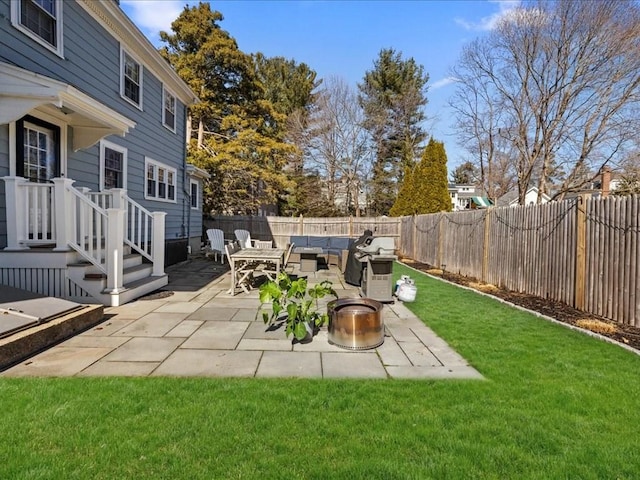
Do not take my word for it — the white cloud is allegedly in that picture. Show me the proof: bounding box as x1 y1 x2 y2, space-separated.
430 77 459 90
455 0 521 31
121 0 185 40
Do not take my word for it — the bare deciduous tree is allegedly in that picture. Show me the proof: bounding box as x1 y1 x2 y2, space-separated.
306 77 372 215
451 0 640 204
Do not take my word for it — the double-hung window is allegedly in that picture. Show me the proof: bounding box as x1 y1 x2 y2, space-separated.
121 49 142 108
163 86 176 132
145 158 176 202
190 180 199 209
99 140 127 190
11 0 63 56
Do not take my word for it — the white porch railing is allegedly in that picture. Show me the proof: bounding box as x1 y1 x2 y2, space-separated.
3 176 166 291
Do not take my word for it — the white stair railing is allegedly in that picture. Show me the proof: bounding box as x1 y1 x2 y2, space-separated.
95 189 165 277
3 177 165 284
62 181 109 274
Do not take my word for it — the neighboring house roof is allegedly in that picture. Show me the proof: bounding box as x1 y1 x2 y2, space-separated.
76 0 198 106
495 189 518 207
0 62 136 150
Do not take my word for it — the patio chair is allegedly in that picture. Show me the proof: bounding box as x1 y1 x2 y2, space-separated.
254 240 273 249
225 241 254 294
206 228 226 264
255 243 293 281
282 242 295 273
234 229 253 249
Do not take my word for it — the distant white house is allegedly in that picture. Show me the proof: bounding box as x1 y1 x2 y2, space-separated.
448 184 493 211
496 187 551 207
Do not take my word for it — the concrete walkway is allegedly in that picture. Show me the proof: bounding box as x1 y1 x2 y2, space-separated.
2 255 482 379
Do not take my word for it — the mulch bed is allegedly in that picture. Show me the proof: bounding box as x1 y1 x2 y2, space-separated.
400 259 640 353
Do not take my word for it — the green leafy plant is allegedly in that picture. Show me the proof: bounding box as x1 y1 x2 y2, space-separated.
259 272 337 341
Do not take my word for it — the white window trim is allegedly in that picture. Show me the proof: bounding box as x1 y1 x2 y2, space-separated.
10 0 64 58
162 85 177 133
9 110 68 178
190 179 199 210
99 139 127 191
120 46 143 110
145 157 177 203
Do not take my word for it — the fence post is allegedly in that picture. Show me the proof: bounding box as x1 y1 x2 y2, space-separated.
412 215 417 261
349 216 353 237
299 214 304 234
482 210 491 282
437 213 445 268
575 196 587 310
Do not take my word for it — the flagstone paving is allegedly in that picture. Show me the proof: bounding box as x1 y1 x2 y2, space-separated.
2 255 483 380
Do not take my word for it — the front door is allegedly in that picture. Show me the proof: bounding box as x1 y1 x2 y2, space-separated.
15 115 60 240
16 115 60 183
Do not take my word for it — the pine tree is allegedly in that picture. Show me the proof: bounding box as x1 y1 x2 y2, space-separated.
159 3 293 214
358 48 429 215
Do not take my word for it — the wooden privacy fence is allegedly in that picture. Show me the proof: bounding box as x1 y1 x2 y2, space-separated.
204 215 401 248
207 196 639 326
399 195 640 327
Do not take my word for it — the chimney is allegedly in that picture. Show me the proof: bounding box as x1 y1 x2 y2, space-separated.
601 166 611 198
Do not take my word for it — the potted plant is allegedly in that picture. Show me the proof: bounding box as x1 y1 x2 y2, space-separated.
259 272 337 342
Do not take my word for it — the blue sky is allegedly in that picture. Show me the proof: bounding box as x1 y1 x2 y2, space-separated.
121 0 521 170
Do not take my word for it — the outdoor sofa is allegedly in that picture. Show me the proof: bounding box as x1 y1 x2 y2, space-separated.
288 236 355 272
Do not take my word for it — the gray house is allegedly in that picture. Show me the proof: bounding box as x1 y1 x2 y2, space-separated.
0 0 206 305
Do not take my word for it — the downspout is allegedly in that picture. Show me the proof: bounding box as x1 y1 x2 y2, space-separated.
182 105 192 254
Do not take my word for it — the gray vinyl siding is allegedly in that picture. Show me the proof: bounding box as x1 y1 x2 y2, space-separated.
0 0 193 245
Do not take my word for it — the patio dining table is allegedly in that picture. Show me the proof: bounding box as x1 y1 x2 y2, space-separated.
228 247 286 295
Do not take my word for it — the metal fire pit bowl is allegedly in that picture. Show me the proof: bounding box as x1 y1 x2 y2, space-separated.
327 298 384 350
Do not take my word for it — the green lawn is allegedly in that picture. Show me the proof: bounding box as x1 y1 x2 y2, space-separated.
1 262 639 479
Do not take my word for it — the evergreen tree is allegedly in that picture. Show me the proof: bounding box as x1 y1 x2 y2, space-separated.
413 138 451 214
451 161 479 185
358 48 429 215
159 3 292 214
252 54 321 214
253 54 320 117
389 163 416 216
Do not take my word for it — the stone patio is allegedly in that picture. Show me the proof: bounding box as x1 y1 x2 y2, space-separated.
1 254 483 380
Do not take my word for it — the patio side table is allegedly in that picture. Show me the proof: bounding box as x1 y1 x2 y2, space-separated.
293 246 323 272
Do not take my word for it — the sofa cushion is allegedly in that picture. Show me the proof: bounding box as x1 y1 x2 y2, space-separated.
328 237 352 250
290 235 309 248
308 236 330 249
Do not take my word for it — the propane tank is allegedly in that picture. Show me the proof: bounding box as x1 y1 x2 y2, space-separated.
397 277 417 302
395 275 410 293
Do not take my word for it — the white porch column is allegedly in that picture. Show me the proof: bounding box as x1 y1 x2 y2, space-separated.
3 176 29 250
151 211 166 276
105 208 125 294
52 177 75 251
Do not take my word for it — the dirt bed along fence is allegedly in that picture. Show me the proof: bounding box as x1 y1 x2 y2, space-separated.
206 196 639 327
